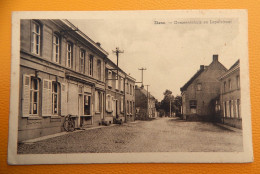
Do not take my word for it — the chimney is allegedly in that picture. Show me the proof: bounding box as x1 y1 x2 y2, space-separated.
213 54 218 62
96 42 101 47
200 65 204 70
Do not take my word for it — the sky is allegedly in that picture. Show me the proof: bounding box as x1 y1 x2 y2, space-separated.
70 17 240 101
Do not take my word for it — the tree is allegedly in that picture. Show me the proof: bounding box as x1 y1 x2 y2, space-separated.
160 89 174 116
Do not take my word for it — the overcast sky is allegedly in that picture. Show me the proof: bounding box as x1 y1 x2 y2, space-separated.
70 17 240 101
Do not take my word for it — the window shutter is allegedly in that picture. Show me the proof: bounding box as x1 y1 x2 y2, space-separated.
61 83 67 116
42 80 49 116
22 75 30 117
48 81 52 115
95 91 98 112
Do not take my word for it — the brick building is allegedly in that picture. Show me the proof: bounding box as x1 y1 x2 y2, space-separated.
180 55 227 121
19 19 135 141
218 60 241 128
135 86 157 120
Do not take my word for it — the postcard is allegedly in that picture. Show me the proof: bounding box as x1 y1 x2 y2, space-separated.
8 10 253 164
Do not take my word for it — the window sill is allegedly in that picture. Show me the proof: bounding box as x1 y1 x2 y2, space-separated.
27 116 42 120
81 115 92 117
106 110 113 113
50 116 61 119
95 111 101 114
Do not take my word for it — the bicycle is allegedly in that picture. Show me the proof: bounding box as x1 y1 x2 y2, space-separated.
63 114 75 132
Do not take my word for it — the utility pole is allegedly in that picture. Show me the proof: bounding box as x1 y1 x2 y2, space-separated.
138 67 147 87
145 85 150 118
169 97 171 117
112 47 124 79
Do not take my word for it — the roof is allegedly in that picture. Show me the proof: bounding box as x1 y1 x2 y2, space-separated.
219 59 240 80
135 86 156 99
60 19 109 56
180 68 205 92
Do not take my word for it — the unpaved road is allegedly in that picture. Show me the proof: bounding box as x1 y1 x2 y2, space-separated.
18 117 243 154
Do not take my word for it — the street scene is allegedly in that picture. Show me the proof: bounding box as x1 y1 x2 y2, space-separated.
16 17 243 154
18 117 243 154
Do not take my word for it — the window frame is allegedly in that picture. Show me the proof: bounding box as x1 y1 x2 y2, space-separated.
89 55 94 76
31 21 41 55
52 34 60 63
29 77 40 115
51 81 60 115
66 42 73 68
79 49 85 73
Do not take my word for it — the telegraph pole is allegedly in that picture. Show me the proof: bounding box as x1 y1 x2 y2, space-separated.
138 67 147 87
112 47 124 79
145 85 150 118
170 98 171 117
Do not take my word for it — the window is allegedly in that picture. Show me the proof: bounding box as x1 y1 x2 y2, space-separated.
106 94 112 112
189 100 197 114
108 70 112 87
230 100 234 118
224 82 226 92
130 84 132 95
130 101 132 114
79 50 85 73
84 94 91 115
30 77 40 115
52 34 59 63
66 42 72 68
126 83 129 93
133 86 135 95
89 55 93 76
127 101 129 114
95 91 102 112
197 83 202 91
237 99 240 118
229 79 232 90
226 101 230 117
120 77 124 92
52 82 59 115
223 102 226 117
97 60 101 80
115 75 119 90
32 22 41 55
237 75 240 89
133 102 135 114
121 96 124 113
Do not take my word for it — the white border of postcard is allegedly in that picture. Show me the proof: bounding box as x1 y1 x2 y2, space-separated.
8 10 253 164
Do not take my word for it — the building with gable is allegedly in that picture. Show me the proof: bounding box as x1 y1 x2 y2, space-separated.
180 55 227 121
218 60 241 128
135 85 157 120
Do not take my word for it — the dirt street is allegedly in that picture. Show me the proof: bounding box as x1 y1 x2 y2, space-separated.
18 117 243 154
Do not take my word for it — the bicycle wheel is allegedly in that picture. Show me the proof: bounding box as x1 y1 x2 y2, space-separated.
64 121 72 132
68 121 75 132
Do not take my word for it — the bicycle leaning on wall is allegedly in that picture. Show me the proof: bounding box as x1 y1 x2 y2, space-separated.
63 114 75 132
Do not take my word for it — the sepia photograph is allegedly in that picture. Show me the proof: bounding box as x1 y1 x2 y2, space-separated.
8 10 253 164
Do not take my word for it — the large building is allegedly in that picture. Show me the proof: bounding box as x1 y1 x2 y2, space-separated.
218 60 241 128
104 59 136 124
125 75 136 122
180 55 227 121
19 19 135 141
135 86 157 120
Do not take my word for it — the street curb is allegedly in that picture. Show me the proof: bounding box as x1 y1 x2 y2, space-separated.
19 121 141 144
215 123 242 133
20 124 118 144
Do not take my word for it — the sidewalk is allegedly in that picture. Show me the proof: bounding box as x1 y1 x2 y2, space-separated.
20 121 140 144
215 123 242 133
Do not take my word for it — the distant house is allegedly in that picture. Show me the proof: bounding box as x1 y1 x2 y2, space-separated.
135 85 157 120
180 55 227 121
218 60 241 129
